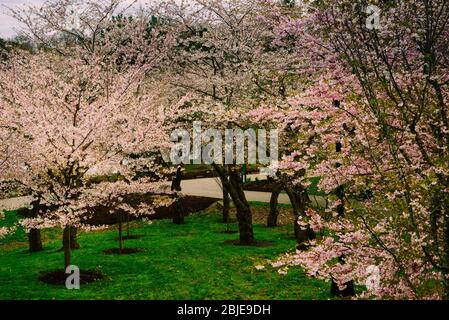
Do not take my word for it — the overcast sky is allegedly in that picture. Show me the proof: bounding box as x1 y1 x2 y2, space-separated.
0 0 152 39
0 1 43 38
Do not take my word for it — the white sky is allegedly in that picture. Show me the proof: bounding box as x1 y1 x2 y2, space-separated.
0 0 44 38
0 0 151 39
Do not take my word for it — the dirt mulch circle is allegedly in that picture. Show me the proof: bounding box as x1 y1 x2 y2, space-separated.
114 234 144 241
222 239 275 247
221 230 239 234
102 248 144 255
39 270 104 285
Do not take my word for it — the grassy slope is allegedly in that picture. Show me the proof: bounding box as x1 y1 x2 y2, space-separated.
0 210 330 300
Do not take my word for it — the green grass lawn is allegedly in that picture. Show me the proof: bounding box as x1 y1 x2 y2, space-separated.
0 210 331 300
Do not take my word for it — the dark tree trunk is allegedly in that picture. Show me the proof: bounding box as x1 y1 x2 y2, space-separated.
222 181 230 223
213 164 254 245
126 214 130 238
63 226 71 271
171 167 183 192
173 193 186 224
284 181 316 250
335 185 345 217
172 207 185 224
63 226 80 250
229 167 254 244
267 182 281 227
234 171 254 243
236 203 254 244
28 229 43 253
19 198 79 253
172 195 185 225
293 215 316 250
171 167 185 224
70 227 80 249
118 214 123 254
17 199 45 252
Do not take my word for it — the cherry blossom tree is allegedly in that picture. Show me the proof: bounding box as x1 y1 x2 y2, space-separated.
1 0 177 257
0 15 174 269
3 0 447 299
155 0 295 245
227 1 320 248
264 0 449 299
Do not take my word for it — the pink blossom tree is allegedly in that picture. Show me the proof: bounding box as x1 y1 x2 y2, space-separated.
0 22 174 270
156 0 298 245
265 0 449 299
1 0 178 261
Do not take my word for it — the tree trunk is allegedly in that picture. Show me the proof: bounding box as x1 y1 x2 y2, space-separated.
172 167 185 224
118 214 123 254
267 182 281 227
63 226 71 271
284 182 315 250
335 185 345 217
230 168 254 244
17 199 44 252
236 203 254 244
172 205 185 224
70 227 80 249
222 182 230 223
28 229 43 253
126 214 130 238
63 226 80 250
172 195 185 225
171 166 182 192
214 164 254 245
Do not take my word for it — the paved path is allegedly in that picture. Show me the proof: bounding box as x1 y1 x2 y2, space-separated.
0 195 34 212
0 175 327 212
181 175 327 208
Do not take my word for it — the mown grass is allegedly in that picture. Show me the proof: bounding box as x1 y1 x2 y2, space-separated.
0 210 331 300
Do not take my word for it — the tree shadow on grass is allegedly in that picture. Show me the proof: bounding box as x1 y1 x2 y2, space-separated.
102 248 144 255
221 239 275 247
113 234 144 241
39 270 104 285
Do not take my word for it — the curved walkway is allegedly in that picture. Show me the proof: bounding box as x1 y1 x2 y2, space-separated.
181 175 327 208
0 175 327 212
